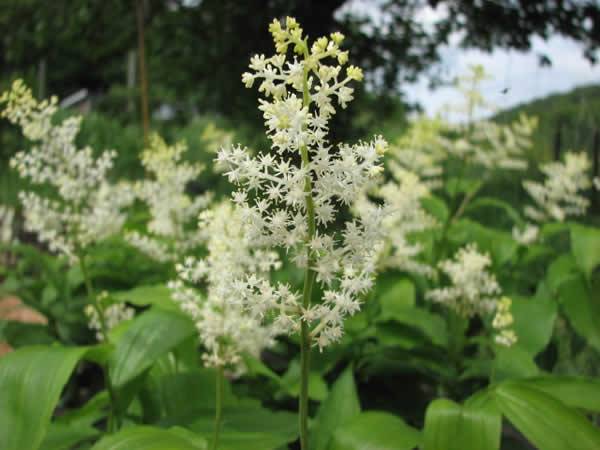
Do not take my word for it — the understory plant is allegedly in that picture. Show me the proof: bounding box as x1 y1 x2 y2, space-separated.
217 17 389 448
0 17 600 450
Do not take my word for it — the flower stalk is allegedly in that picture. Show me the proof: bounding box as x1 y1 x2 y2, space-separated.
298 64 316 450
211 366 224 450
79 254 121 432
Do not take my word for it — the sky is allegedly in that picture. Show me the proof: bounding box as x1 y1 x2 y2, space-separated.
405 34 600 119
337 1 600 120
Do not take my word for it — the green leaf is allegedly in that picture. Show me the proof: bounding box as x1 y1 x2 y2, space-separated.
378 278 415 310
109 308 196 387
495 382 600 450
570 224 600 280
280 360 328 401
40 422 99 450
310 367 361 450
0 345 88 450
546 254 579 294
518 377 600 412
492 346 539 382
113 284 179 311
557 274 600 351
328 411 421 450
421 195 449 223
423 398 501 450
464 197 524 227
510 295 556 355
189 405 298 450
378 305 447 347
91 426 206 450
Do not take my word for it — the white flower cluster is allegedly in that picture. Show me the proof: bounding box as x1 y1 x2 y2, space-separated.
84 291 134 342
439 65 536 172
1 80 134 262
492 296 517 347
355 166 436 278
216 17 388 350
523 151 592 222
512 222 539 246
462 114 537 171
0 205 15 244
200 122 234 154
126 134 212 262
388 116 447 189
427 244 517 346
168 202 281 373
426 244 501 317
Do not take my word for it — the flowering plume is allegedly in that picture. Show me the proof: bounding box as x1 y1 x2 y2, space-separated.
523 151 592 222
439 65 537 172
126 134 212 262
168 202 281 373
216 17 388 349
388 116 447 188
426 244 501 318
0 80 134 262
426 244 516 346
355 166 437 278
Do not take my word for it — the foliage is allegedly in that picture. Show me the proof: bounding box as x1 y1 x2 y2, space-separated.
1 15 600 450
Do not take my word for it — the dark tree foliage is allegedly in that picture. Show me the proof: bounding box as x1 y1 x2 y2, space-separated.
1 0 598 122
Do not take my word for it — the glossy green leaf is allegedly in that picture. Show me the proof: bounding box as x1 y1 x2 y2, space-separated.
113 284 179 311
40 422 99 450
91 426 206 450
492 345 539 382
510 295 556 355
378 306 447 347
465 197 524 226
518 377 600 412
328 411 421 450
546 254 579 294
558 274 600 351
109 308 196 387
423 397 501 450
280 360 328 401
421 195 449 223
310 367 361 450
0 345 88 450
378 278 415 311
189 405 297 450
570 224 600 280
495 382 600 450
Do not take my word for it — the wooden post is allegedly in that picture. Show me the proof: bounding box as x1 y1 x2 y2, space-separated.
37 58 47 99
126 49 137 114
135 0 150 144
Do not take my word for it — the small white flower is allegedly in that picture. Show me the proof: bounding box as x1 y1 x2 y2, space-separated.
169 201 282 374
523 151 592 222
1 80 134 263
125 134 212 262
512 223 539 245
426 244 501 318
216 18 387 351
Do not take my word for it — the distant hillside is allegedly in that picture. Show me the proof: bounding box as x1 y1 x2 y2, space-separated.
494 84 600 163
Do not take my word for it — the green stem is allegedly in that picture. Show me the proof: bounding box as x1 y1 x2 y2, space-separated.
298 63 317 450
79 254 121 432
211 366 224 450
